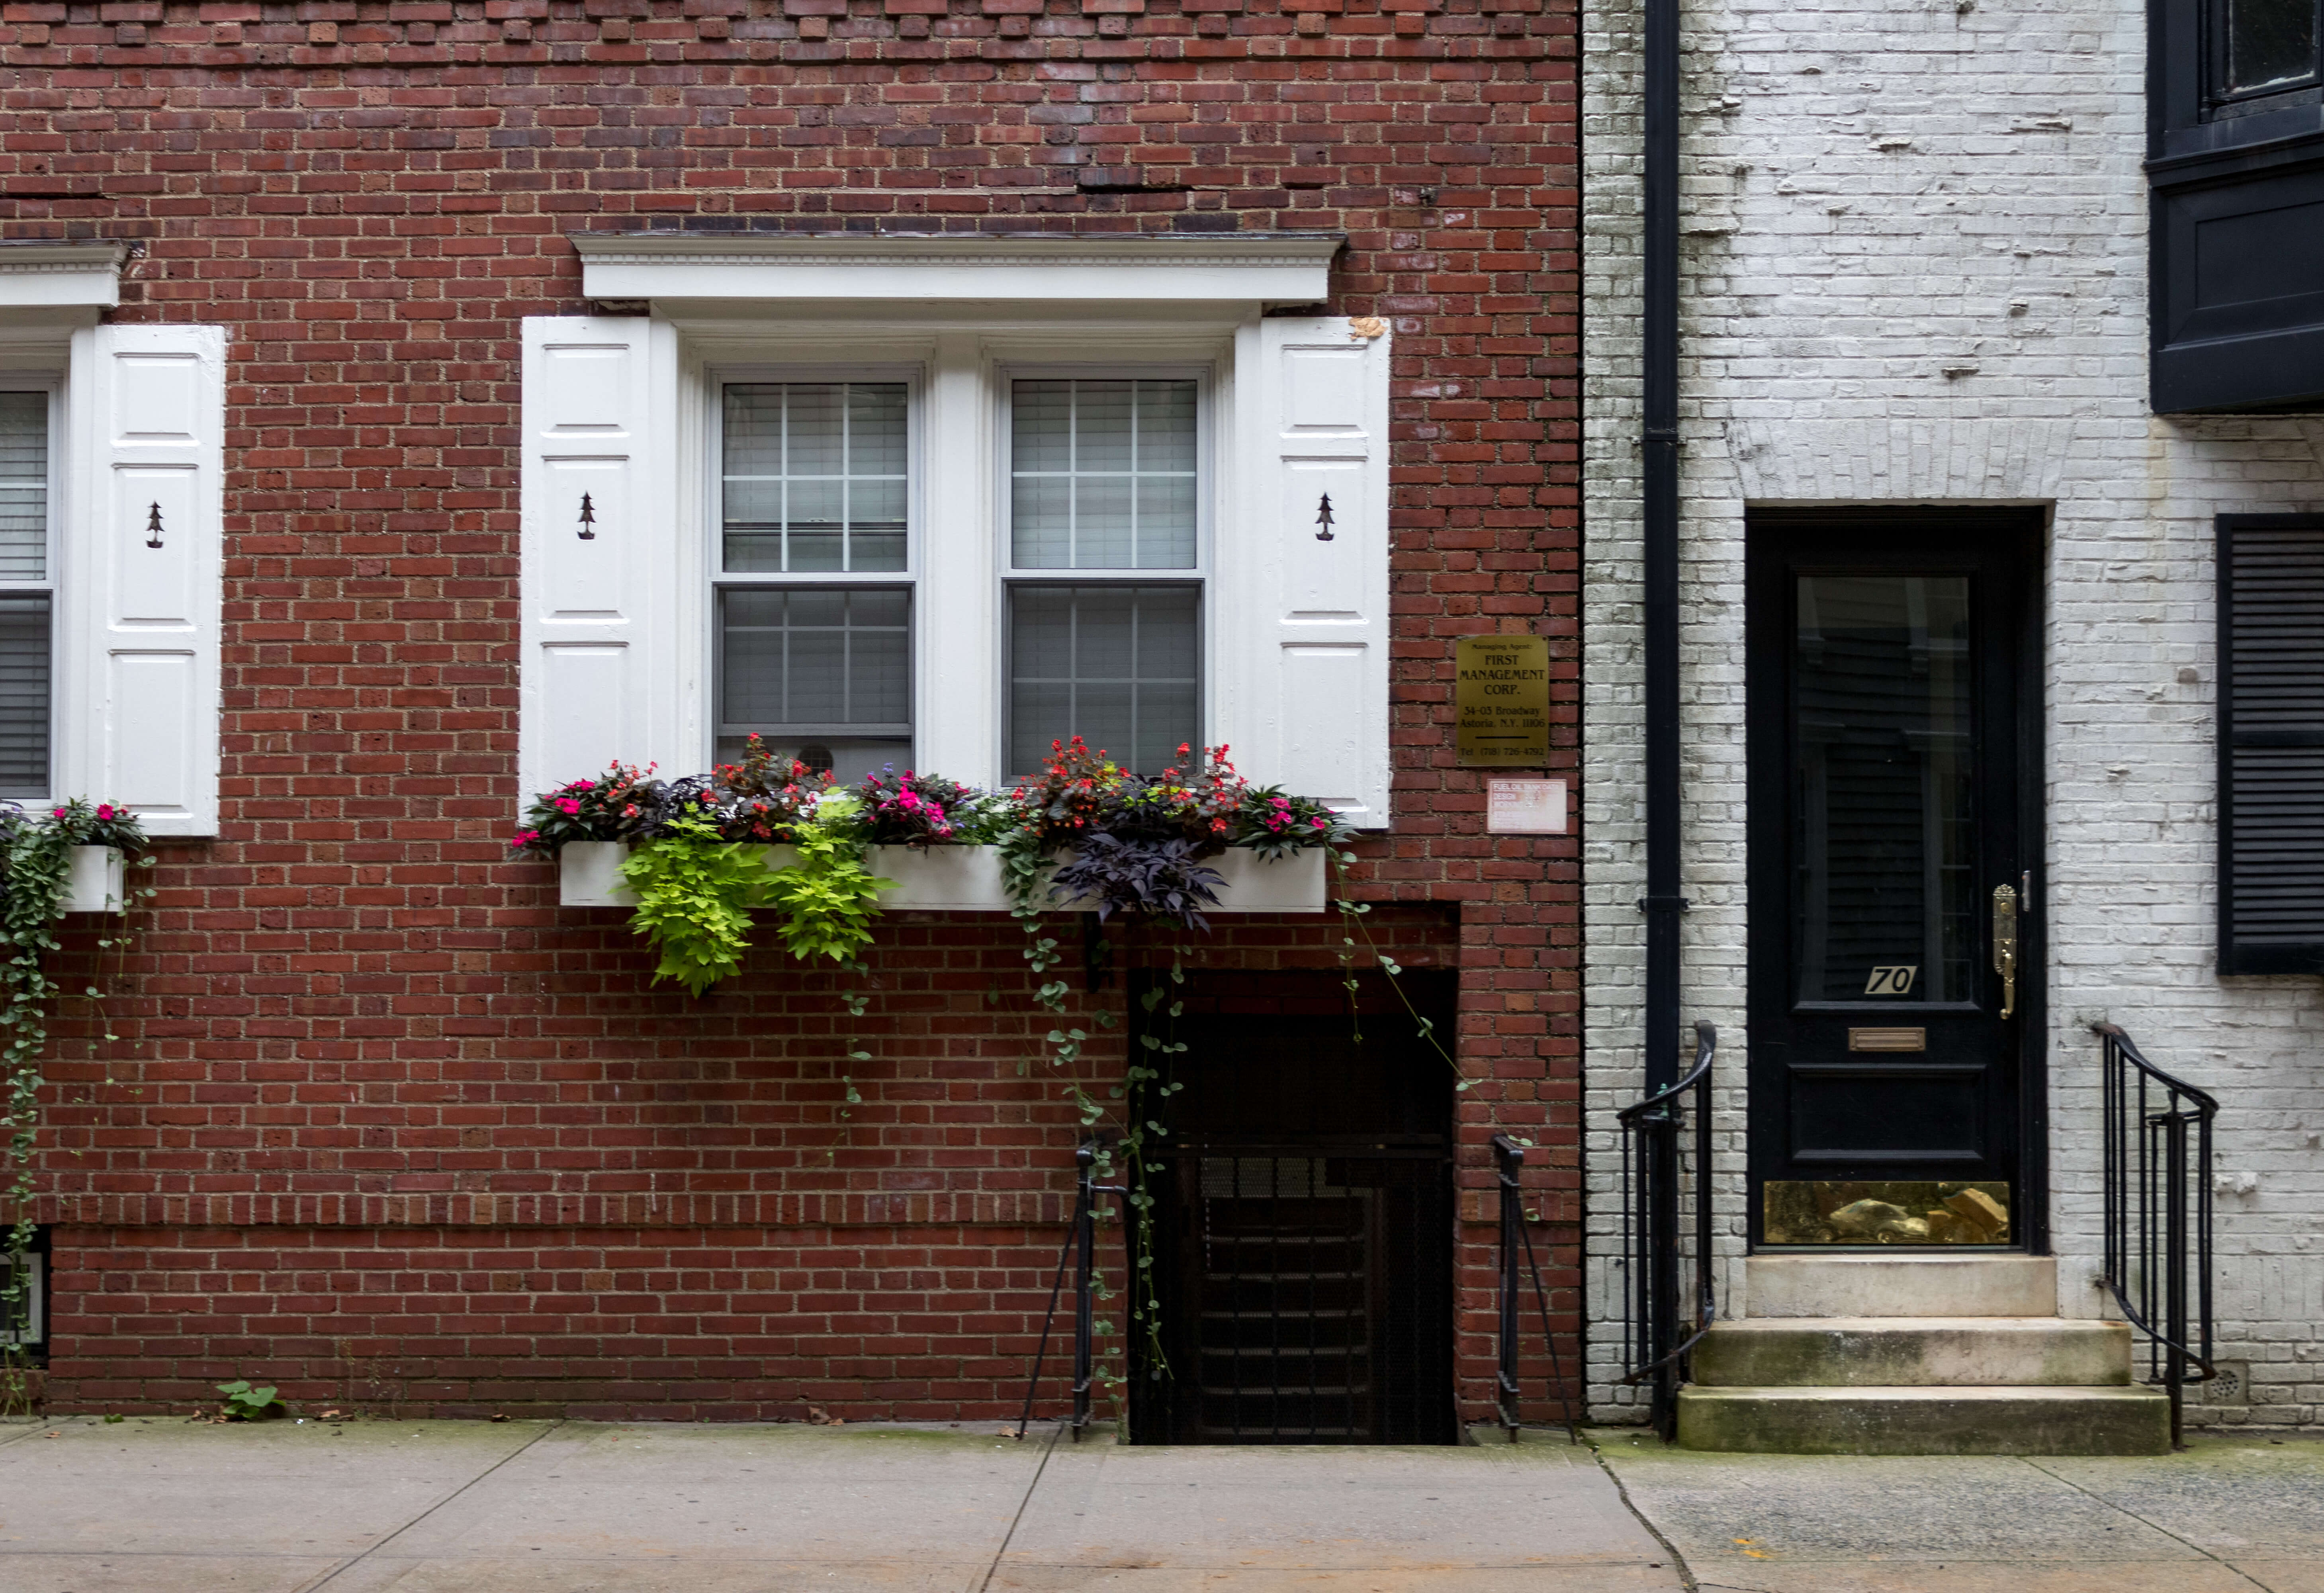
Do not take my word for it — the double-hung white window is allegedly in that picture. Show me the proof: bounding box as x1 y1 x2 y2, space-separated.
521 233 1391 822
1004 375 1204 776
713 376 914 779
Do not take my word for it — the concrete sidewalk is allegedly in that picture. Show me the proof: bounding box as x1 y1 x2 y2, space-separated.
0 1417 2313 1593
0 1417 1673 1593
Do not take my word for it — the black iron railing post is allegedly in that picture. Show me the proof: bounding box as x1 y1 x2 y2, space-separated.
1615 1020 1716 1441
2094 1022 2218 1451
1494 1136 1524 1439
1491 1132 1579 1443
1070 1142 1098 1437
1016 1139 1123 1442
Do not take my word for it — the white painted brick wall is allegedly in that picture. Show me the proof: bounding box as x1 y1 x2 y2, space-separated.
1584 0 2324 1425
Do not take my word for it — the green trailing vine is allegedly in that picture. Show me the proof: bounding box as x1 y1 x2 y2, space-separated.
523 742 1469 1423
0 799 154 1411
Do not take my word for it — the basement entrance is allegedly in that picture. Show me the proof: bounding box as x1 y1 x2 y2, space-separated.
1131 970 1457 1446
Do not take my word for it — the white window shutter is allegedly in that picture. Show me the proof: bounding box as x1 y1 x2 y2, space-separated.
1222 316 1393 825
518 316 687 809
61 323 226 836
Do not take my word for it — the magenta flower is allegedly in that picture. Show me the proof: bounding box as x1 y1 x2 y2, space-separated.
555 798 581 816
96 804 115 821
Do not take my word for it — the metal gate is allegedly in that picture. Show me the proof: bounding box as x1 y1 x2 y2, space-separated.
1132 971 1457 1446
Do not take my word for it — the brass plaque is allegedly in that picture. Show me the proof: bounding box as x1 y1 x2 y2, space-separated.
1849 1027 1927 1052
1455 635 1551 766
1763 1181 2011 1246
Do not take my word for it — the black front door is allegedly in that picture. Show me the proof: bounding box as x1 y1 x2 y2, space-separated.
1746 510 2043 1249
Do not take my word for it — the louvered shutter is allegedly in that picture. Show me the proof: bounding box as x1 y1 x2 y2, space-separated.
518 316 689 808
2218 515 2324 974
59 323 225 836
1221 317 1393 824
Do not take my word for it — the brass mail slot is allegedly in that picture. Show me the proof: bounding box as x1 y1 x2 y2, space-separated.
1849 1026 1927 1052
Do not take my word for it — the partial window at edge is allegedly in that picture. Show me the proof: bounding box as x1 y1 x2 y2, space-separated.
0 392 52 800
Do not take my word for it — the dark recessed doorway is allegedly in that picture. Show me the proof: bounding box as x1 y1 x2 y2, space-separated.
1131 969 1458 1446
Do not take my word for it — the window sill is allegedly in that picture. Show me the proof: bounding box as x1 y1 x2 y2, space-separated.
555 839 1328 914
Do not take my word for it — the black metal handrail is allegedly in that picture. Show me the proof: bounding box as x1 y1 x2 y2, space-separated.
2095 1021 2218 1450
1615 1019 1716 1440
1492 1134 1578 1442
1015 1141 1124 1442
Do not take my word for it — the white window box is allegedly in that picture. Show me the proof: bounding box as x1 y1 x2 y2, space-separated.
62 844 124 913
555 839 1326 914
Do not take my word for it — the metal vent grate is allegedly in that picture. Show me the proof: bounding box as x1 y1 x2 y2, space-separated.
1134 971 1457 1446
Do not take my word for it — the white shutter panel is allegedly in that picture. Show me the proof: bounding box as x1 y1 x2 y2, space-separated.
518 316 687 809
62 323 225 836
1223 316 1393 824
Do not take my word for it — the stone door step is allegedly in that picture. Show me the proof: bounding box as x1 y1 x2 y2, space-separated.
1676 1384 2171 1455
1747 1253 2056 1317
1693 1317 2131 1387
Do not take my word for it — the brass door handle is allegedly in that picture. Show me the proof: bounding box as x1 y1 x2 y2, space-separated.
1991 883 2019 1020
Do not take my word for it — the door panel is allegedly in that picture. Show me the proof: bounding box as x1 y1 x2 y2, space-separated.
1747 512 2042 1250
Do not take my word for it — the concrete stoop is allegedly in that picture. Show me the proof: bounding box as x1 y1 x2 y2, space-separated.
1676 1254 2172 1455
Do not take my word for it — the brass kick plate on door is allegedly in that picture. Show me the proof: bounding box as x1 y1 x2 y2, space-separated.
1848 1027 1927 1052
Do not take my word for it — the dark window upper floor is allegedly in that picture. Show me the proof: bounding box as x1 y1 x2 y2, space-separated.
2150 0 2324 412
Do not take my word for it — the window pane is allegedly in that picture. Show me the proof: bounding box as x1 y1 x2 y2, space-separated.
1008 584 1198 775
719 587 911 783
722 382 908 574
1010 378 1198 571
2227 0 2318 92
0 393 46 583
1792 576 1976 1004
0 593 50 798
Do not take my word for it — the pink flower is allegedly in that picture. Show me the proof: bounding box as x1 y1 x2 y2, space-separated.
50 807 64 819
96 804 114 821
510 829 541 848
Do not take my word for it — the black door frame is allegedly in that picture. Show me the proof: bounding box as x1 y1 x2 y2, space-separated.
1743 507 2049 1254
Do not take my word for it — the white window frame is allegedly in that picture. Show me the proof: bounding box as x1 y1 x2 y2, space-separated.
0 368 61 804
996 361 1215 780
704 360 925 773
668 317 1239 793
529 238 1388 822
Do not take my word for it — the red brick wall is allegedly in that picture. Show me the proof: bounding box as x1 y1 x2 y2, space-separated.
3 0 1581 1426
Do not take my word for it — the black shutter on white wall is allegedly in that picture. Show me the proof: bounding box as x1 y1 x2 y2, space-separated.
2219 515 2324 975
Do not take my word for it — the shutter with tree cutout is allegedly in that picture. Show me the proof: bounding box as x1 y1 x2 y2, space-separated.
518 316 688 808
2219 514 2324 974
1222 316 1393 826
61 323 226 836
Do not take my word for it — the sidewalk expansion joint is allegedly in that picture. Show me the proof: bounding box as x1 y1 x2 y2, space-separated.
977 1418 1066 1593
295 1418 569 1593
1586 1434 1701 1593
2019 1455 2278 1591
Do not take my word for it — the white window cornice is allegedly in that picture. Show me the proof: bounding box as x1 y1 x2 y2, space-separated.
570 231 1342 308
0 243 127 309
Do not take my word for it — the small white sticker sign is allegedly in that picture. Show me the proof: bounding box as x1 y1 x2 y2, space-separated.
1487 778 1568 834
